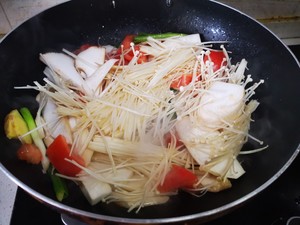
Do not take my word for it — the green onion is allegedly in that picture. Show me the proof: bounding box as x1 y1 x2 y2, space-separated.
19 107 49 171
134 32 186 43
20 107 67 201
48 168 69 202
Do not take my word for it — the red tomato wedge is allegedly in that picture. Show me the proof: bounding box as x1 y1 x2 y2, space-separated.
164 131 183 148
203 51 227 72
170 74 197 90
157 164 198 193
46 135 85 177
116 34 148 64
17 144 42 165
74 43 92 55
170 51 226 90
120 34 135 50
123 45 148 64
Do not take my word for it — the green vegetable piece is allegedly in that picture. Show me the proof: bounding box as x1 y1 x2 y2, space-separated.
133 32 186 43
48 170 69 202
19 107 38 136
19 107 49 171
19 107 44 152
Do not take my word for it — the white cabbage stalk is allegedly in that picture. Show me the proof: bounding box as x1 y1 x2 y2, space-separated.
79 162 134 205
80 176 112 205
199 174 232 192
40 53 86 89
42 97 73 144
176 81 248 178
42 67 56 84
75 46 106 78
203 156 245 179
81 149 94 166
85 59 118 96
198 81 244 127
185 143 212 165
227 158 245 179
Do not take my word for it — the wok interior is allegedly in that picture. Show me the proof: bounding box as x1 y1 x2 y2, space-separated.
0 0 300 222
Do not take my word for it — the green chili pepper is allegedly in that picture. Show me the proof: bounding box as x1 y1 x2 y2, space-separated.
134 32 186 43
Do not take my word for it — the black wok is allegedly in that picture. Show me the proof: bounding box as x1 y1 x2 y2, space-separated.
1 0 300 224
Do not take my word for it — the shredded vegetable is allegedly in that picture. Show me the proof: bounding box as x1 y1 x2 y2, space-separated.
10 32 267 212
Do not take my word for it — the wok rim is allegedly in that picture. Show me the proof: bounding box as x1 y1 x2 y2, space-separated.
1 0 300 223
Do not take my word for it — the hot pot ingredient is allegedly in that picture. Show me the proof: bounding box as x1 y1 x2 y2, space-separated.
48 166 69 202
19 107 49 170
46 135 85 177
4 107 69 201
7 32 266 212
17 143 42 164
157 164 198 193
4 109 32 144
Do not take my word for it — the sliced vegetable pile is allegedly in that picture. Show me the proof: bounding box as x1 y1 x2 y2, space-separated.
4 107 68 201
4 32 266 212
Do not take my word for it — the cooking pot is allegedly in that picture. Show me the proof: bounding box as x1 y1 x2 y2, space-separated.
1 0 300 224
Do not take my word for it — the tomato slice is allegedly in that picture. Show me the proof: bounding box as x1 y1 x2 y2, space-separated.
116 35 148 64
46 135 85 177
164 131 183 148
157 164 198 193
170 74 195 90
17 144 42 165
170 51 226 90
120 34 135 50
203 51 227 72
116 34 135 56
74 44 92 55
